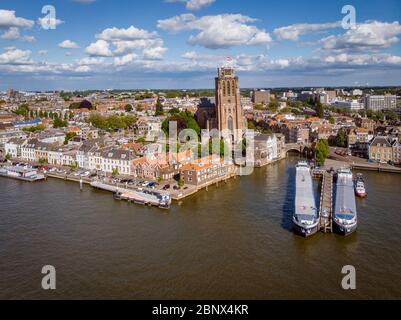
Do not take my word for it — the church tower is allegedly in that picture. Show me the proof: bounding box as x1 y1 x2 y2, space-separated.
215 67 244 140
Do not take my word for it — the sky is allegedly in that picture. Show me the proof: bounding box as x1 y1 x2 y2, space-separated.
0 0 401 91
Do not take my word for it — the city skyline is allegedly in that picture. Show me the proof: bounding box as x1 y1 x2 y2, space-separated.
1 0 401 91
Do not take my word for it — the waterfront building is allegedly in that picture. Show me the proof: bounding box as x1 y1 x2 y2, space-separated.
181 156 235 187
101 149 133 176
392 140 401 165
369 136 393 163
4 138 28 158
253 134 278 167
77 139 105 169
364 95 397 111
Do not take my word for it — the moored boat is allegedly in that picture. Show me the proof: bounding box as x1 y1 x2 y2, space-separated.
334 168 358 235
355 174 367 198
293 161 319 237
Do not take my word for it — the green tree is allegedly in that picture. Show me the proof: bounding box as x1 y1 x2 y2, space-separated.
22 124 46 133
268 100 279 112
14 104 30 118
386 111 398 121
64 132 77 145
316 101 324 118
162 112 200 136
328 116 335 124
335 128 348 148
53 116 68 128
169 107 180 115
124 104 133 112
155 98 164 116
112 168 119 177
315 139 330 166
177 179 185 189
5 153 12 161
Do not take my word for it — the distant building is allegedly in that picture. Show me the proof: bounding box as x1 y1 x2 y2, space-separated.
333 100 364 111
352 89 363 96
252 89 271 105
364 95 397 111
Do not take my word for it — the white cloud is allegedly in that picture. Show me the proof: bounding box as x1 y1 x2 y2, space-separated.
158 13 272 49
89 26 167 60
59 40 80 49
85 40 113 57
320 21 401 53
23 35 35 42
1 27 20 40
114 53 137 66
0 10 34 28
38 50 48 56
274 22 341 41
0 47 33 65
166 0 215 11
143 47 167 60
75 65 91 72
97 26 158 41
77 57 105 65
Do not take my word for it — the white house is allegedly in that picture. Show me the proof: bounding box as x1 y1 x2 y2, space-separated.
4 138 27 159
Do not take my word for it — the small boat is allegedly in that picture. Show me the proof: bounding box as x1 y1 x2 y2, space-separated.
354 174 367 198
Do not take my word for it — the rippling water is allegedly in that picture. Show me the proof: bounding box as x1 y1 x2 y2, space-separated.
1 157 400 299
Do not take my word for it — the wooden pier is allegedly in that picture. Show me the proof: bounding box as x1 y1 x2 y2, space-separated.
319 172 334 233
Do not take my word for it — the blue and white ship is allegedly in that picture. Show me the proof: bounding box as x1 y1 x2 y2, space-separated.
334 168 358 235
293 161 319 237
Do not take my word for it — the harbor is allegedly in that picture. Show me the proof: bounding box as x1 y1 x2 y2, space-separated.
1 156 400 299
295 162 359 237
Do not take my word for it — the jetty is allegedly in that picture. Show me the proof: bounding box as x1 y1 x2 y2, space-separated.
319 172 334 233
91 180 171 209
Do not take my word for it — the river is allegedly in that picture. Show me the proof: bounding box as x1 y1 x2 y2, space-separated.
0 156 400 299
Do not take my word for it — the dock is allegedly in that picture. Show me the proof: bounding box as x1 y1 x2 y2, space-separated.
91 181 171 209
319 172 333 233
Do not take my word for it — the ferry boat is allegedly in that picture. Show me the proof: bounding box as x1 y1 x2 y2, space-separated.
293 161 319 237
0 166 45 182
334 168 358 235
354 174 367 198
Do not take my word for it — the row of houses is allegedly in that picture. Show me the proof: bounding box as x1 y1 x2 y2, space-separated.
4 136 238 186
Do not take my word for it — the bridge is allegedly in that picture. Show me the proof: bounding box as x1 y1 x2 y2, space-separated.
285 142 314 157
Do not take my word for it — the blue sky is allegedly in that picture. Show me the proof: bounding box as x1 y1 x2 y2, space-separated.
0 0 401 90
